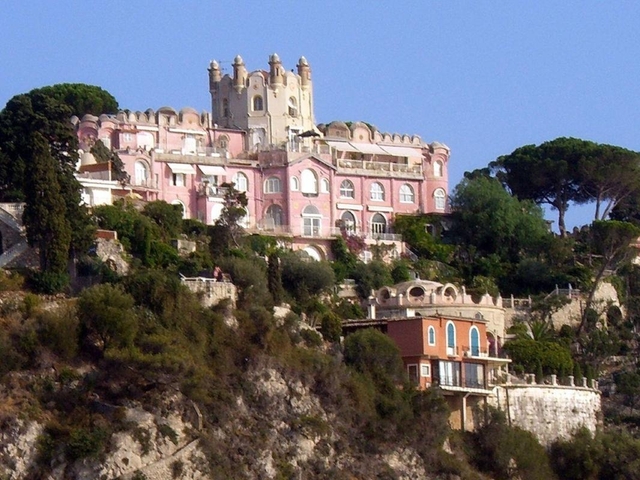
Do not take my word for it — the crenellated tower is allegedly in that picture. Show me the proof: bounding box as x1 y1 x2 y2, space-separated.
208 53 315 151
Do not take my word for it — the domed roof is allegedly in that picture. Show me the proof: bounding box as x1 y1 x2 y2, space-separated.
327 120 348 130
269 53 281 63
179 107 199 115
81 114 99 123
393 279 445 296
233 55 244 65
158 106 178 116
298 56 308 66
210 59 219 69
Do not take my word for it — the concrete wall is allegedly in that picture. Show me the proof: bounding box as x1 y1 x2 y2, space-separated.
181 277 237 308
489 384 601 446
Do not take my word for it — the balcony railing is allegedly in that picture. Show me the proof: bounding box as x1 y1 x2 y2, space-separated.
337 159 422 175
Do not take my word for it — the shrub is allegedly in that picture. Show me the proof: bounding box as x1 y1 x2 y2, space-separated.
503 339 573 375
37 305 79 359
320 312 342 343
77 283 136 354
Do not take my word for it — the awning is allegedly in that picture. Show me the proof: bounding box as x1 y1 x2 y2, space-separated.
325 140 360 153
380 145 424 158
350 142 387 155
198 165 226 176
167 163 196 175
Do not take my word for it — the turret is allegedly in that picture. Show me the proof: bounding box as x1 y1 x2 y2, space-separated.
297 56 311 89
208 60 221 89
232 55 247 93
269 53 284 91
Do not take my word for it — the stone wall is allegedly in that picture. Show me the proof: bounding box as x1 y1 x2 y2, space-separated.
489 382 601 446
504 281 621 329
181 277 237 308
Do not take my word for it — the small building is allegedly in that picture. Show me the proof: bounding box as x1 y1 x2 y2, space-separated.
386 315 510 431
350 279 511 430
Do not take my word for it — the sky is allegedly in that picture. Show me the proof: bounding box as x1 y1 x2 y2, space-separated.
2 1 640 230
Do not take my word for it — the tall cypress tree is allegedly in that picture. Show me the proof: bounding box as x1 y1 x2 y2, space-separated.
22 133 71 274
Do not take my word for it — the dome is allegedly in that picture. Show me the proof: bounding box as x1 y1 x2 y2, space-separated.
233 55 244 65
210 59 219 69
298 56 308 66
158 106 178 116
179 107 199 115
269 53 281 63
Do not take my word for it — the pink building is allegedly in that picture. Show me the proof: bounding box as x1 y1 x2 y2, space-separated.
75 55 450 260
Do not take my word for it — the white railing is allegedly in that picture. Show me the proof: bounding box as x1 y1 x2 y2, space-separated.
337 159 422 175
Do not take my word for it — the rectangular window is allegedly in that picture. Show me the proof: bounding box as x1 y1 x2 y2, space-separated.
172 173 185 187
303 218 321 237
464 363 485 389
123 133 132 142
420 364 431 378
438 361 461 387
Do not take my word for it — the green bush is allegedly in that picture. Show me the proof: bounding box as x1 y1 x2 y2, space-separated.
77 283 136 354
320 312 342 343
503 339 573 375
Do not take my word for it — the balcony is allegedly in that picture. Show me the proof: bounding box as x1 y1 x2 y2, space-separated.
336 159 423 178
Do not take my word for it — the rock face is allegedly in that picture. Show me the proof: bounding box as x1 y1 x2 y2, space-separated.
489 384 602 446
0 369 438 480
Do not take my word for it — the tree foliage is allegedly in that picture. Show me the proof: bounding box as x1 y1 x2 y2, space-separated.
35 83 118 117
78 284 136 354
449 176 549 264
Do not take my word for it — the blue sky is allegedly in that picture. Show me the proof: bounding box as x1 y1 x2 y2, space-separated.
3 1 640 230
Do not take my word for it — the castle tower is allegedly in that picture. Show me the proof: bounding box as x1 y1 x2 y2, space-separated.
297 56 311 89
208 60 222 123
209 54 315 148
232 55 247 93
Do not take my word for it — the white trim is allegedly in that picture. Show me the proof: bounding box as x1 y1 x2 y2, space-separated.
367 205 393 213
135 125 159 132
168 128 206 135
337 203 363 210
167 163 196 175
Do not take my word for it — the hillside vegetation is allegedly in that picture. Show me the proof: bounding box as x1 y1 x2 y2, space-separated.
3 85 640 478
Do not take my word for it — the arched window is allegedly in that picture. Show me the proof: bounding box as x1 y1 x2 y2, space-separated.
252 95 264 111
290 176 299 191
470 327 480 357
370 182 385 201
434 188 446 210
134 160 150 186
233 172 248 192
400 184 414 203
300 169 318 194
434 161 443 177
264 176 281 193
265 204 283 228
217 135 229 150
371 213 387 235
321 178 330 194
340 211 356 233
288 96 298 116
428 326 436 346
171 199 187 219
340 180 355 198
446 321 456 356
